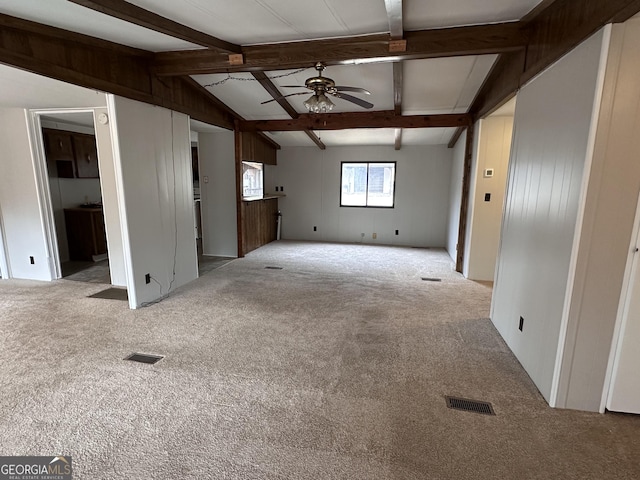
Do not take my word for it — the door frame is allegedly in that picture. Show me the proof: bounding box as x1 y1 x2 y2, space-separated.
0 200 9 278
601 189 640 412
27 108 100 280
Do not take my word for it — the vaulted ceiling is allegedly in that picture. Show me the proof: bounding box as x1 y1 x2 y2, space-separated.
0 0 638 148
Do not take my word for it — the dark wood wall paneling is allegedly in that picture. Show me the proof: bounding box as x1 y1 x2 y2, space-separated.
471 0 640 119
241 199 279 255
235 131 280 257
241 131 278 165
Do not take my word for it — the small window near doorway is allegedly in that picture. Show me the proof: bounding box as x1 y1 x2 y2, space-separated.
341 162 396 208
243 161 263 197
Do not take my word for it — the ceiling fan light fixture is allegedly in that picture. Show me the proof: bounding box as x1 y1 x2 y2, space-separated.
304 92 335 113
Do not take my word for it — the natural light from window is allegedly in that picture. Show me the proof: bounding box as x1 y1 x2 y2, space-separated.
242 161 263 198
341 162 396 207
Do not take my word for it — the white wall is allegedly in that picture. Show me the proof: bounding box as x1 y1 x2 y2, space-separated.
490 30 607 404
464 116 513 281
0 109 52 280
275 145 452 247
559 20 640 411
197 130 238 257
109 96 198 308
446 130 466 262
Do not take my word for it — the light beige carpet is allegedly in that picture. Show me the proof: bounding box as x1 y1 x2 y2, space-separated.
0 240 638 479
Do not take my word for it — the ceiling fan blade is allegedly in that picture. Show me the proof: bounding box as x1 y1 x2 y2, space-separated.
261 92 309 104
334 92 374 109
335 86 371 95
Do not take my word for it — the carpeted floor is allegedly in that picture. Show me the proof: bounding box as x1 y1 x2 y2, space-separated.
0 241 639 479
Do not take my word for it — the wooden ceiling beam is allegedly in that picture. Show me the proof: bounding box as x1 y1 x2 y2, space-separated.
68 0 241 53
153 22 526 76
239 112 471 132
251 71 324 150
471 0 640 119
0 13 237 129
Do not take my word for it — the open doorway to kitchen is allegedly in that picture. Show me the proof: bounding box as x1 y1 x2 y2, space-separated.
29 110 113 284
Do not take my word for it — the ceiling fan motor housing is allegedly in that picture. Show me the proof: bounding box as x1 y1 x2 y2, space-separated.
305 76 335 93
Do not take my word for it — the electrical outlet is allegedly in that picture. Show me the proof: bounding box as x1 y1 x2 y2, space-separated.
29 256 35 265
372 233 377 239
280 186 284 192
145 273 151 284
395 229 399 235
313 226 317 232
519 316 524 331
485 193 491 202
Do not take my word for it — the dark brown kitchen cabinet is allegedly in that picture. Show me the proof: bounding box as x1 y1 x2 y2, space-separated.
64 208 107 261
43 129 75 162
42 128 99 178
73 133 99 178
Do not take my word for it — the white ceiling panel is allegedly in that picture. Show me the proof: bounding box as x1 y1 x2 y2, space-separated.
192 72 291 120
0 0 198 51
402 128 456 145
267 128 458 147
190 119 230 133
130 0 389 45
264 131 316 147
404 0 544 30
403 55 497 115
315 129 396 147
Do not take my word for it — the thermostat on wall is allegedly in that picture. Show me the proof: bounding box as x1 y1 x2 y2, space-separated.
484 168 494 178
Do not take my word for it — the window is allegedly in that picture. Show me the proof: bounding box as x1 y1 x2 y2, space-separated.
242 161 263 197
341 162 396 207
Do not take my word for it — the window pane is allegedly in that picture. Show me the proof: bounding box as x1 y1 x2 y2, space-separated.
341 163 368 206
242 161 263 197
367 163 395 207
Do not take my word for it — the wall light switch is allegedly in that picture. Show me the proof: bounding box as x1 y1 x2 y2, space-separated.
484 168 494 178
203 176 209 183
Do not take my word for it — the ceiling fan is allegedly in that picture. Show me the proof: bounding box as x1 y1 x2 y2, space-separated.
261 62 374 113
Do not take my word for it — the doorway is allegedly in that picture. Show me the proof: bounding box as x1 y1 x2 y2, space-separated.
605 192 640 414
27 108 123 286
39 112 110 283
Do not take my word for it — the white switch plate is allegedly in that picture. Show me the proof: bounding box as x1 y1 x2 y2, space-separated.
484 168 494 178
203 176 209 183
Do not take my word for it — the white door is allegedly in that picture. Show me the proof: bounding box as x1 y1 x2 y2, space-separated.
607 220 640 413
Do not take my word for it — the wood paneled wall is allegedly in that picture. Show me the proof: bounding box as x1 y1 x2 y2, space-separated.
241 199 279 255
241 131 277 165
235 130 280 257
